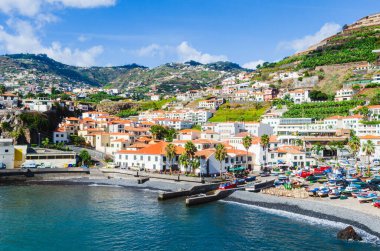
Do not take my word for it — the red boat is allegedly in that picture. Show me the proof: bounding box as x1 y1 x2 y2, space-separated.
313 166 331 175
373 201 380 208
218 181 237 190
298 171 313 178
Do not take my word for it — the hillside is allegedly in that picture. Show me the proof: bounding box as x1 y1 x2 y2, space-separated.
261 14 380 72
0 54 248 94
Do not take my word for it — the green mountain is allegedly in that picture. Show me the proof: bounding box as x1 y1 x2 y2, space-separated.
260 15 380 71
0 54 248 93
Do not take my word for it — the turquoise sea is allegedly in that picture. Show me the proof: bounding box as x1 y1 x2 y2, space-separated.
0 185 378 251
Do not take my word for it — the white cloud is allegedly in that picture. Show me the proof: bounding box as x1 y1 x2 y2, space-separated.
134 41 227 64
48 0 117 9
0 19 103 66
78 35 89 42
278 23 341 52
0 0 43 17
135 44 167 58
243 59 265 70
0 0 116 17
176 41 228 64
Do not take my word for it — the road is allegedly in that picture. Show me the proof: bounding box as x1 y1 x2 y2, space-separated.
68 145 108 168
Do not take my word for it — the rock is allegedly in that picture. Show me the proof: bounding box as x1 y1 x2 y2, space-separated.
337 226 362 241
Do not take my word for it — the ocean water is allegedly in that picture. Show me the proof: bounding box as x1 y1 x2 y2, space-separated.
0 185 378 251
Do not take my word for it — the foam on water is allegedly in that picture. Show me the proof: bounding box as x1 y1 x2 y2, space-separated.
223 200 380 246
88 183 122 188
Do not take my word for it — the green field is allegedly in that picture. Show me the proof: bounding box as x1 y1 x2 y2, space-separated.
209 102 268 122
282 100 364 120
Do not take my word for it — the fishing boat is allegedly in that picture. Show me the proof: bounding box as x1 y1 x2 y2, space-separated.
218 181 237 190
373 200 380 208
245 176 256 182
329 189 341 199
357 192 378 203
274 175 288 187
317 187 329 197
307 187 319 197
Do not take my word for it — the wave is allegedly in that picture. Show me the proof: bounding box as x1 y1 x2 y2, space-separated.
222 200 380 246
88 184 123 188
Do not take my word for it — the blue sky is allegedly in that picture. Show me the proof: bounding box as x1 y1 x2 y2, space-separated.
0 0 378 67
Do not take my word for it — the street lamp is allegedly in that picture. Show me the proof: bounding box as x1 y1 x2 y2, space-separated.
38 132 41 147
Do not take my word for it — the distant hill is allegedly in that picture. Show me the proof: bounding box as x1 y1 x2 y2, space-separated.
261 13 380 71
0 54 249 93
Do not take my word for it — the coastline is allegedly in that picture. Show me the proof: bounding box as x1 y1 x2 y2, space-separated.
19 176 380 240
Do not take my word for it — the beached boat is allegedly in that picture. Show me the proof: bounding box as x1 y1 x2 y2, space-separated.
245 176 256 182
218 181 237 190
185 189 234 206
357 192 378 203
317 187 329 197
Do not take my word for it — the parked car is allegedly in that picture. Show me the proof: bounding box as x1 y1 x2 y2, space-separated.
21 162 37 169
106 162 119 169
130 166 144 171
0 163 6 169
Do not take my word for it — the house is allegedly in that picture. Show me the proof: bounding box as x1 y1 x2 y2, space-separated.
151 94 160 101
53 127 69 143
195 147 252 176
334 88 357 101
0 93 19 108
359 135 380 161
115 141 185 171
287 89 310 104
198 97 224 110
0 139 15 169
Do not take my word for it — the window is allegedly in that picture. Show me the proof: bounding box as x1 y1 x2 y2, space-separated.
294 156 298 160
5 149 8 153
140 156 143 161
155 156 158 161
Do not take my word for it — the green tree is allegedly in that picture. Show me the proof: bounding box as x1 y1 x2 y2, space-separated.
260 134 270 169
242 135 252 170
348 135 361 172
41 138 50 148
150 125 167 140
294 139 304 148
0 85 6 94
362 140 375 176
79 150 92 166
311 143 324 156
179 153 189 174
191 157 200 175
215 143 227 178
165 143 176 174
184 141 197 173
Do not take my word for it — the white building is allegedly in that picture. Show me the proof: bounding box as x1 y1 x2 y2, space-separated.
335 88 357 101
0 139 14 169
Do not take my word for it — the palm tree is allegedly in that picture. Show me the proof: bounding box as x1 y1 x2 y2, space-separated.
362 140 375 176
179 153 189 174
348 135 360 172
191 157 200 175
165 143 176 174
294 139 304 148
184 141 197 173
242 135 252 170
311 143 324 156
260 134 270 169
215 144 227 178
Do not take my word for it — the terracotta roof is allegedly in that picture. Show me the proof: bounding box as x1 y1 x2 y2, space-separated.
368 105 380 109
179 129 200 134
195 149 215 158
117 141 185 155
67 117 79 121
276 146 303 154
325 116 343 120
359 135 380 140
